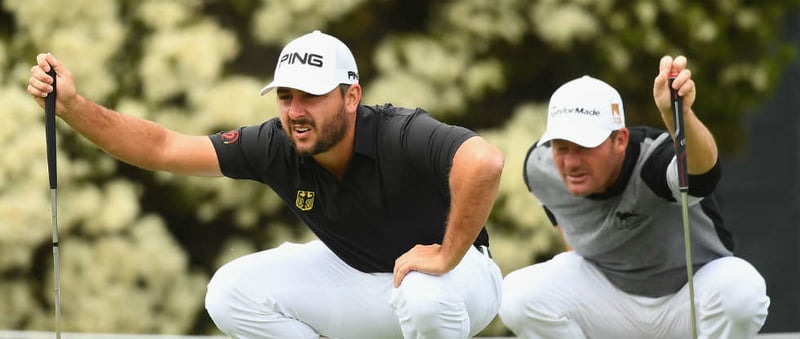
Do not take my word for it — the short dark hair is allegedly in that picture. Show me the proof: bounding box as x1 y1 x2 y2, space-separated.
338 84 351 96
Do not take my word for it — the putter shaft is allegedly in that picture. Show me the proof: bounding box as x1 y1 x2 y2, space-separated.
670 73 697 339
51 189 61 339
45 67 62 339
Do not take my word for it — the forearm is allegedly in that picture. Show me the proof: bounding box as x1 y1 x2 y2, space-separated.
29 53 219 176
653 56 717 175
440 137 504 269
661 108 718 174
683 109 718 174
61 94 173 171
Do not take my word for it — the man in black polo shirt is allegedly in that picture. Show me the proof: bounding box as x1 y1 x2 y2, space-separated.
28 30 504 338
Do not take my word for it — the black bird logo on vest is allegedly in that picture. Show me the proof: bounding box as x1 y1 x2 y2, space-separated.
615 211 646 230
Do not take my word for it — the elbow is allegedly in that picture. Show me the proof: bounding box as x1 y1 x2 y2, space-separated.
475 141 505 183
485 146 505 181
453 136 505 184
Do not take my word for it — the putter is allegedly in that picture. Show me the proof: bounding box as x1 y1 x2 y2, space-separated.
45 67 62 339
669 72 697 339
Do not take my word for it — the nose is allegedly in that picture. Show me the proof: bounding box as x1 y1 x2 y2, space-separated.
285 97 305 120
563 149 582 169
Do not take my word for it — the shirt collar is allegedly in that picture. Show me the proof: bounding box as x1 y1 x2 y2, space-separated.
353 105 377 159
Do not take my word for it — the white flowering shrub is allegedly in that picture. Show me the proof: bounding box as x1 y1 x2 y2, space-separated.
139 20 238 104
365 35 505 116
0 0 241 334
0 0 795 336
252 0 368 45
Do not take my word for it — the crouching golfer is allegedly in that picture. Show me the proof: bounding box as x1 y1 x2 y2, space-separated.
28 30 504 339
499 56 769 339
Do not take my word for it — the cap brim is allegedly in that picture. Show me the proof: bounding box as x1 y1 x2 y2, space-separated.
258 78 338 96
259 82 276 96
537 127 612 148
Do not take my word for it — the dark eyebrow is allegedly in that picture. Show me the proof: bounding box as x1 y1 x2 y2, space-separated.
276 87 319 98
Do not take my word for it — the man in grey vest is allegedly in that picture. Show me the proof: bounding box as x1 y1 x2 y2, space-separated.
499 55 770 338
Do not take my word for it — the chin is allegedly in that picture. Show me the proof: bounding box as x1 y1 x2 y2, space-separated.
291 144 315 156
570 191 591 197
566 186 593 197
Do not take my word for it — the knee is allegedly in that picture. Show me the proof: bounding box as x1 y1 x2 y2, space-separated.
391 275 469 337
205 264 240 335
499 271 526 328
702 257 770 323
718 275 769 322
499 264 573 332
404 295 465 334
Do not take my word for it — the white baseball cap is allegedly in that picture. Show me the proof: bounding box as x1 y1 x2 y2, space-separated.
538 75 625 148
259 30 359 96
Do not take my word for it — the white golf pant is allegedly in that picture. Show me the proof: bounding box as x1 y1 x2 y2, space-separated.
205 240 502 339
499 252 769 339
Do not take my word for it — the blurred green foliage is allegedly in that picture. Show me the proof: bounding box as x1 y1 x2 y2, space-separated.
1 0 797 336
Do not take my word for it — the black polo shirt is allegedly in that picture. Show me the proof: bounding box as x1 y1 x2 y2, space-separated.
209 104 490 273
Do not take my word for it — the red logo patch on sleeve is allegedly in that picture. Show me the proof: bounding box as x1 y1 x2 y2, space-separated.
221 130 240 144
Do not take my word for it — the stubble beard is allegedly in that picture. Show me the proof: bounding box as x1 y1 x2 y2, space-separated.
291 105 349 156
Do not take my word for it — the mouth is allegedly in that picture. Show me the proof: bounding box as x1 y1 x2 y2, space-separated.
565 172 588 184
291 124 312 138
563 172 593 196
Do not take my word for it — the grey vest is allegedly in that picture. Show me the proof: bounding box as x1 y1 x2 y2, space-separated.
525 127 731 297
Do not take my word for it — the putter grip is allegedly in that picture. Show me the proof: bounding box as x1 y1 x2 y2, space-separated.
45 68 57 189
668 73 688 191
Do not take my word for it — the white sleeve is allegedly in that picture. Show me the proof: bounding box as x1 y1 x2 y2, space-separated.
666 157 704 205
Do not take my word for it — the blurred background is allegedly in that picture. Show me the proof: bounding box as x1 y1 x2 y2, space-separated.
0 0 798 336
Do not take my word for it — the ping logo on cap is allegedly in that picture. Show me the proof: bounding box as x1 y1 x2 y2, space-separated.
279 52 324 68
259 30 359 96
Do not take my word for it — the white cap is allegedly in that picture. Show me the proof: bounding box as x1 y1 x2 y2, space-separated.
259 30 359 96
538 75 625 148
